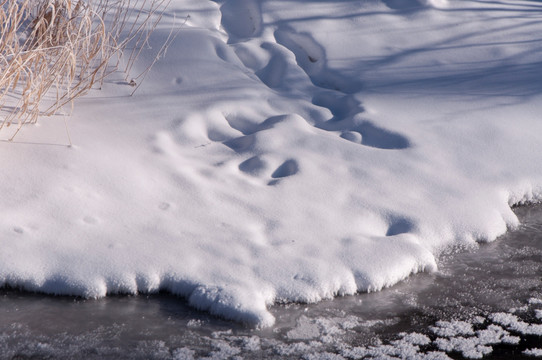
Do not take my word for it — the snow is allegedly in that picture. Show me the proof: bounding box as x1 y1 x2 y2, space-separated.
434 337 492 359
430 321 474 338
399 332 431 346
431 320 519 359
339 331 450 359
489 313 542 336
2 0 542 327
524 349 542 358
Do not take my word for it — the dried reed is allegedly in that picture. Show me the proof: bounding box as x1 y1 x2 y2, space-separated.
0 0 171 139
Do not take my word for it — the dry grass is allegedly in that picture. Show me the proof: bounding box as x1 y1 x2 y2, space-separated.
0 0 172 139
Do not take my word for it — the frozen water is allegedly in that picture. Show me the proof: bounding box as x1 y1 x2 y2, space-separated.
3 205 542 359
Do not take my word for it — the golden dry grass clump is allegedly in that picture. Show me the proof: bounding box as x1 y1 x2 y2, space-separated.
0 0 170 139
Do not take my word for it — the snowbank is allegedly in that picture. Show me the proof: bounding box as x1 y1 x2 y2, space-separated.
1 0 542 326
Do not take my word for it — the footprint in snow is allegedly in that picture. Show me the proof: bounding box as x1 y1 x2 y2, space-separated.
239 155 267 176
319 118 411 150
340 131 363 144
274 28 362 93
386 217 415 236
355 121 411 150
218 0 262 42
268 159 299 185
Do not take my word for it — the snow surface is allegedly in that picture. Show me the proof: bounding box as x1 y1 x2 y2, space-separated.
2 0 542 326
524 348 542 358
432 323 520 359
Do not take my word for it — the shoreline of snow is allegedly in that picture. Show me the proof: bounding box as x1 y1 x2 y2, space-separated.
2 197 541 327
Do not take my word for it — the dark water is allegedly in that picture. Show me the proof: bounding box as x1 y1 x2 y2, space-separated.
2 205 542 359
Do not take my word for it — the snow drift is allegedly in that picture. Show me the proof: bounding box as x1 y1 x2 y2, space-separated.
1 0 542 326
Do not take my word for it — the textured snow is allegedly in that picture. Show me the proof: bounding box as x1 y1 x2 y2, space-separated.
490 313 542 336
430 321 474 338
2 0 542 326
524 348 542 358
339 331 451 359
476 325 519 346
432 322 522 359
434 337 492 359
399 332 431 346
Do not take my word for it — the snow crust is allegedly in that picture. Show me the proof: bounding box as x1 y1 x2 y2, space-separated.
489 313 542 336
524 348 542 358
2 0 542 326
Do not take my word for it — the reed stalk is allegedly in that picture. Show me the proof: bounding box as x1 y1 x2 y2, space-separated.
0 0 171 139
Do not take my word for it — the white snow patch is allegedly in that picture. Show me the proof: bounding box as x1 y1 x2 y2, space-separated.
524 348 542 358
303 353 346 360
275 341 322 356
241 336 261 352
173 347 196 360
434 337 492 359
399 332 431 346
421 0 448 8
490 312 542 336
430 320 474 338
476 325 519 346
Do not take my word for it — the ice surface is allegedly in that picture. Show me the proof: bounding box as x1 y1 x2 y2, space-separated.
2 0 542 326
4 207 542 359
